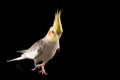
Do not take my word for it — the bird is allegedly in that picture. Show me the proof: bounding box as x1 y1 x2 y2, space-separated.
7 10 63 75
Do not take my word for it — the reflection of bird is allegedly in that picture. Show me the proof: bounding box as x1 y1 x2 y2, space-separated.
7 10 63 75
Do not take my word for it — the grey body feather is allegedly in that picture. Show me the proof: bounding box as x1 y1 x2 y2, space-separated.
7 10 63 75
7 36 60 66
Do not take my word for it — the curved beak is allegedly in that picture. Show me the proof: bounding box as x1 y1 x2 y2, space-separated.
53 10 63 35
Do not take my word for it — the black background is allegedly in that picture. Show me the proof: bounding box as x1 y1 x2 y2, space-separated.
0 0 112 80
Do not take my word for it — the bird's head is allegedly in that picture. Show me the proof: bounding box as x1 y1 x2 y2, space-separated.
47 10 63 42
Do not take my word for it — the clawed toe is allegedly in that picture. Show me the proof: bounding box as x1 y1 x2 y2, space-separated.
39 69 47 75
32 64 47 75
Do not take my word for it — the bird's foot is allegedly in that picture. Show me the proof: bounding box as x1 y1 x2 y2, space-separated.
32 64 47 75
31 64 43 71
39 68 47 75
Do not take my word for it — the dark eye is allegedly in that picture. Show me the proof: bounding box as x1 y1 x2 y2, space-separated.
52 31 54 33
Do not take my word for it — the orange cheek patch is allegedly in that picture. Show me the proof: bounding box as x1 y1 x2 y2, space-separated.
48 30 51 36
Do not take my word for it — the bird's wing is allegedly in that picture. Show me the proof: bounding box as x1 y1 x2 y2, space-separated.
53 48 60 58
16 50 27 53
53 42 60 58
28 39 45 52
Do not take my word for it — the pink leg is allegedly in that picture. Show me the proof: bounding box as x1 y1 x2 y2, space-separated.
32 64 47 75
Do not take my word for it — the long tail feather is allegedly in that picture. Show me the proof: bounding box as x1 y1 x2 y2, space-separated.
7 56 25 62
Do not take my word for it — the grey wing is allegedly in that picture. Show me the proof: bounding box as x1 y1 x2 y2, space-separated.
53 42 61 58
53 47 60 58
28 39 45 52
16 50 27 53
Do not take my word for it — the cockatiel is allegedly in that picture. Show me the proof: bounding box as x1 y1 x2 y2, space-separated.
7 10 63 75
